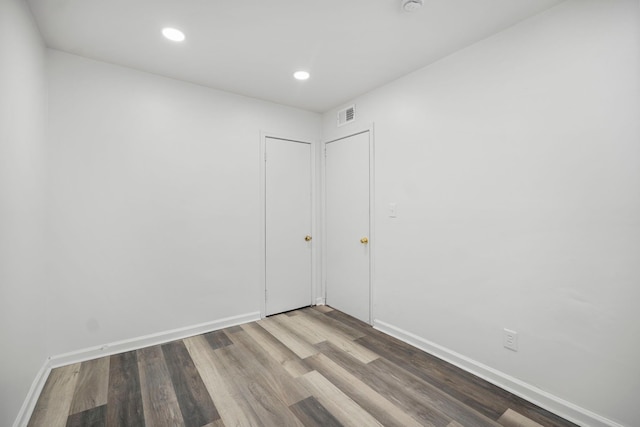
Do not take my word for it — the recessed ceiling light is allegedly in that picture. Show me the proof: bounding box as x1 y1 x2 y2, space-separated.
293 71 310 81
162 27 185 42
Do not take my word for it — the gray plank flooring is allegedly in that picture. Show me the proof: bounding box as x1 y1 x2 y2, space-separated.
27 306 578 427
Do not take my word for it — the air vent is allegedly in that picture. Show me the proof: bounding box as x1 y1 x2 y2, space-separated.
337 105 356 127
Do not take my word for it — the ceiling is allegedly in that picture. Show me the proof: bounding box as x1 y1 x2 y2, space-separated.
27 0 564 113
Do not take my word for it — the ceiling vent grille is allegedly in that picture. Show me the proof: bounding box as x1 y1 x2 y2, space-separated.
337 105 356 127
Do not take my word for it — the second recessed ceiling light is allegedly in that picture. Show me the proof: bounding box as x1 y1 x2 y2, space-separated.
294 71 310 81
162 27 185 42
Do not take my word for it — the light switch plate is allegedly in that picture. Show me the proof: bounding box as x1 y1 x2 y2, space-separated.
389 202 397 218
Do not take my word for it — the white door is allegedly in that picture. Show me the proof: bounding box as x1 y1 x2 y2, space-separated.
265 137 312 316
325 131 371 323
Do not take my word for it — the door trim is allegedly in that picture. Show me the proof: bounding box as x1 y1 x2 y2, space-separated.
259 132 318 318
321 124 375 324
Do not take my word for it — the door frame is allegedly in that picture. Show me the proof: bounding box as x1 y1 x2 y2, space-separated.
321 124 375 324
259 132 318 318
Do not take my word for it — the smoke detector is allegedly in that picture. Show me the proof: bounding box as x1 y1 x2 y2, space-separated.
402 0 424 12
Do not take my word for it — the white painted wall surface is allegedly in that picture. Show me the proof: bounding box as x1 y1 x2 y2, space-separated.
46 50 320 356
0 0 49 425
322 1 640 426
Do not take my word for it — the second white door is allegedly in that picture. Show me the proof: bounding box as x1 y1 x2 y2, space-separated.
265 137 312 316
325 131 371 323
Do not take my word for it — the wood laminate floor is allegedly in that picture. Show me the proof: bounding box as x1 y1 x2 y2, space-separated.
28 306 578 427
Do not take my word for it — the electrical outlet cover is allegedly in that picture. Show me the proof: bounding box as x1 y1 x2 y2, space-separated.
503 328 518 351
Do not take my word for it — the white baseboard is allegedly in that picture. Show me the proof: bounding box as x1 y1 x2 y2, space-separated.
48 311 261 368
315 297 326 305
373 319 623 427
12 361 51 427
13 311 260 427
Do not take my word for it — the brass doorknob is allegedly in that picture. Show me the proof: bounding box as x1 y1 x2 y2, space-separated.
305 235 312 241
360 237 369 244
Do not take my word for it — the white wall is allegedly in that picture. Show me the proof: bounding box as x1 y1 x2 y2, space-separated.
0 0 48 425
322 1 640 426
46 50 321 355
5 0 638 425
